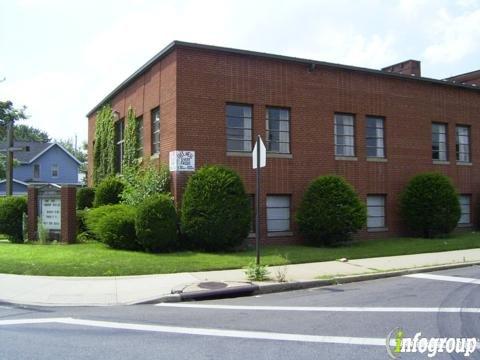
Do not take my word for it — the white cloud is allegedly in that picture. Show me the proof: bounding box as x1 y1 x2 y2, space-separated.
0 71 88 142
423 7 480 63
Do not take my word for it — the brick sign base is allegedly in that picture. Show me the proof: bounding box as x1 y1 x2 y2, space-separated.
27 185 77 244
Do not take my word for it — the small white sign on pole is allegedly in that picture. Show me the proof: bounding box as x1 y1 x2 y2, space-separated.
252 137 266 169
169 150 195 172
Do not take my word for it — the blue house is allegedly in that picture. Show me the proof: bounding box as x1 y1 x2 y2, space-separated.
0 141 81 195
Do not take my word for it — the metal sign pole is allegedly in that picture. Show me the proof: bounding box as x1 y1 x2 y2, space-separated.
255 135 261 266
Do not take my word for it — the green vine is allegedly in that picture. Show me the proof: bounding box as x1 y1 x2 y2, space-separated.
123 106 139 170
93 105 115 185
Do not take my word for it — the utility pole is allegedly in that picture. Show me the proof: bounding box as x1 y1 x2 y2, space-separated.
5 120 13 195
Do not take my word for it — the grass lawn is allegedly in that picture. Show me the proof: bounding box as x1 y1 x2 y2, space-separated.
0 232 479 276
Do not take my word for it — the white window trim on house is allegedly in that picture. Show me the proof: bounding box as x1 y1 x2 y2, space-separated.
51 164 59 178
33 164 40 179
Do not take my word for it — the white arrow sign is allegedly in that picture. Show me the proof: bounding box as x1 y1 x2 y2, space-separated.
252 136 266 169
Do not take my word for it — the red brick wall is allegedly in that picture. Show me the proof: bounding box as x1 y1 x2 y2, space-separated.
174 46 480 243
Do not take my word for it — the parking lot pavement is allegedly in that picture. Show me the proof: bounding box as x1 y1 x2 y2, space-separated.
0 266 479 359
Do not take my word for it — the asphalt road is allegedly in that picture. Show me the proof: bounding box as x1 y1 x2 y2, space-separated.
1 266 480 360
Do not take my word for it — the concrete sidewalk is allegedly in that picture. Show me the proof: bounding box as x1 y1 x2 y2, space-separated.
1 248 480 306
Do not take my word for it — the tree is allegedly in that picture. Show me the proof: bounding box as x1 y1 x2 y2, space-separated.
93 105 115 185
123 106 139 170
0 101 28 181
180 165 251 251
296 175 367 246
400 173 460 238
11 124 50 142
0 101 27 126
55 138 87 163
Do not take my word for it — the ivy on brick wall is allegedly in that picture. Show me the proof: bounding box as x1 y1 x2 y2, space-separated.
93 105 115 185
123 106 139 170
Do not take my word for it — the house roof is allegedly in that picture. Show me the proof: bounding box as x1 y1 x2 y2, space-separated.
0 141 81 165
445 69 480 83
86 40 480 117
0 179 29 186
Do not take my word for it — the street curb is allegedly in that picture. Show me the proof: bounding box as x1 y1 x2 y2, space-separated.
253 261 480 296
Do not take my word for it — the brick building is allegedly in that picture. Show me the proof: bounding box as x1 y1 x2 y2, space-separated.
87 41 480 243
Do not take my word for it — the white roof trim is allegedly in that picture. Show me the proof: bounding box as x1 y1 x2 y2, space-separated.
28 142 82 165
0 179 29 186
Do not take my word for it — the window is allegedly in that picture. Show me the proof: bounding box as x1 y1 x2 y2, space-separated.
249 194 255 233
432 123 447 161
151 108 160 155
266 107 290 153
456 125 470 162
226 104 252 152
367 195 386 229
335 113 355 156
33 164 40 179
115 119 125 172
458 195 471 225
137 116 144 158
266 195 291 232
366 116 385 158
51 164 59 178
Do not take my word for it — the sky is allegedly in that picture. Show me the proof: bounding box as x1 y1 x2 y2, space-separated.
1 0 479 145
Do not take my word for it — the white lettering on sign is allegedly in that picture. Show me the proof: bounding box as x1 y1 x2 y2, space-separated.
169 151 195 172
41 198 61 230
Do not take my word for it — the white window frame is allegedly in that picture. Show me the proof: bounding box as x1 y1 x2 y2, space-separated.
367 195 386 230
456 125 471 163
51 164 59 178
458 195 471 225
266 107 290 154
151 108 160 155
266 195 291 233
33 164 40 179
226 104 252 152
366 116 385 158
335 113 355 157
432 123 448 161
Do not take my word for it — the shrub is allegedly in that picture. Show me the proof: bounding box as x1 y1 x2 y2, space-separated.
135 194 178 252
84 204 132 239
93 177 124 207
0 196 27 243
180 165 251 251
121 164 170 206
400 172 460 238
77 187 95 209
76 210 87 234
296 175 366 246
96 205 139 250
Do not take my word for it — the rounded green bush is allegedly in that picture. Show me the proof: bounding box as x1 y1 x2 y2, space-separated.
77 187 95 209
296 175 366 246
0 196 27 243
93 177 124 207
400 172 460 238
84 204 132 239
96 205 139 250
180 165 250 251
135 194 178 252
